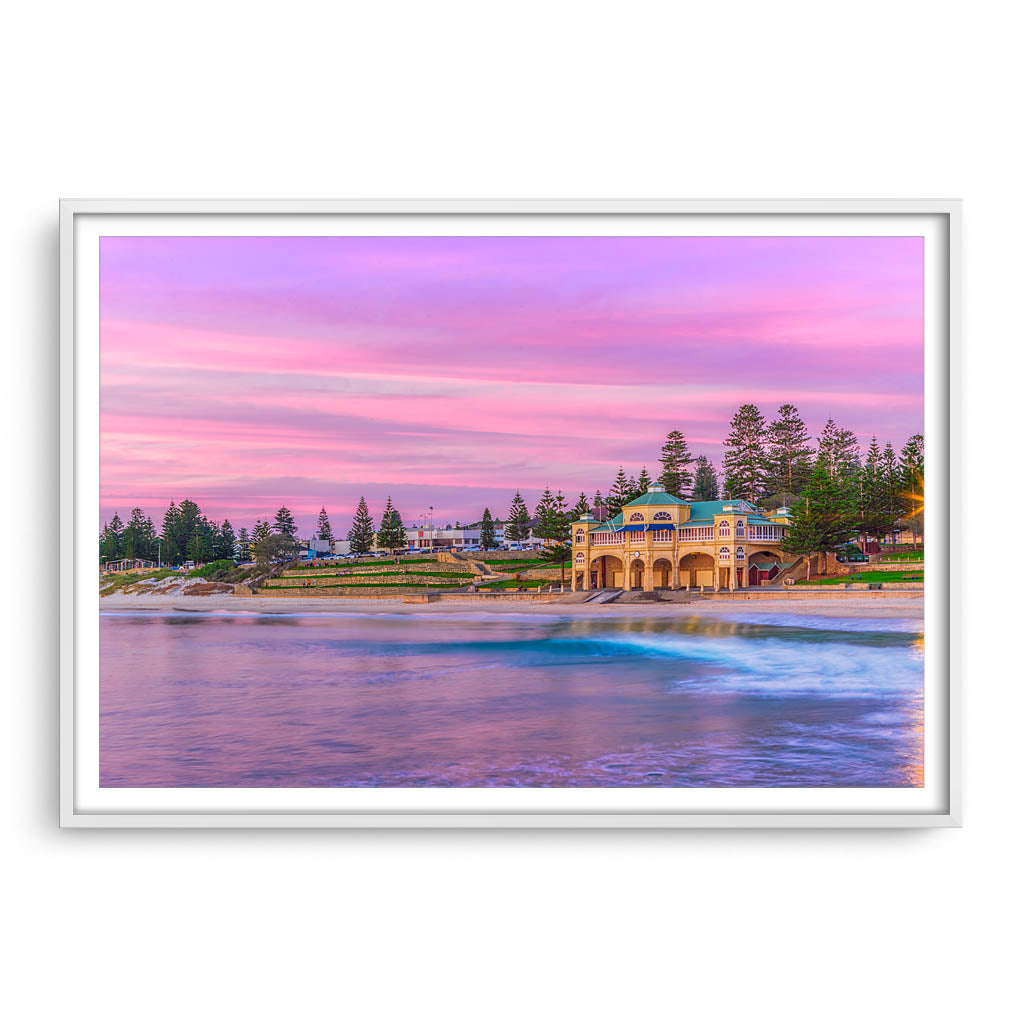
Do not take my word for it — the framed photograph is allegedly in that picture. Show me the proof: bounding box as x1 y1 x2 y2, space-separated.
60 199 959 827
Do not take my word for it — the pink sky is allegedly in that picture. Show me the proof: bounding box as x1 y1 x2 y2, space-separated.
100 235 923 535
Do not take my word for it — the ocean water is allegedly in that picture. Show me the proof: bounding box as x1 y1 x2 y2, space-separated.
99 609 924 788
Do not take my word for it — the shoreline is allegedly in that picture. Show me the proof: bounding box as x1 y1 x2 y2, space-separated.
100 593 924 619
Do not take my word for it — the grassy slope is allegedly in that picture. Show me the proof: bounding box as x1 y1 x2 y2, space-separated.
478 579 548 589
266 581 467 590
279 569 475 580
795 570 924 585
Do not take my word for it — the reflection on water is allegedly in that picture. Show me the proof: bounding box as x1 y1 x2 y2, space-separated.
99 610 924 788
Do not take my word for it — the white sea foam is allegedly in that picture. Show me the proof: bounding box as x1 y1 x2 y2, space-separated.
585 631 923 698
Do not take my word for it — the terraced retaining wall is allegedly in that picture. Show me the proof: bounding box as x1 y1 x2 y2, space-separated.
256 585 464 597
859 562 924 572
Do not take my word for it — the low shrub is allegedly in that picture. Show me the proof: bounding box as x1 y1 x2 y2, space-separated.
188 559 236 580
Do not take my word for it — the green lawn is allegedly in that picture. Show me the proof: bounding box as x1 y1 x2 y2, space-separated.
480 559 553 568
478 579 549 590
281 569 475 580
795 570 924 585
876 551 924 562
265 581 467 590
341 557 440 566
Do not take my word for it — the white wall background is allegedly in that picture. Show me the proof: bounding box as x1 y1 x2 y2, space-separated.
3 2 1019 1020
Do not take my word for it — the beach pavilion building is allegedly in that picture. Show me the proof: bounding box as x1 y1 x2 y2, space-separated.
571 483 793 592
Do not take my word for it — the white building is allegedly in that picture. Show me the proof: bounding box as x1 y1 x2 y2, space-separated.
298 537 333 559
404 522 508 551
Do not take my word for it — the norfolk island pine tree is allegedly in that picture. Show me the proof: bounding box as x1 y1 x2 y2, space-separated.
505 492 530 545
273 506 297 538
317 506 334 544
783 458 859 578
480 508 497 550
722 403 768 503
658 429 693 498
347 497 376 556
377 497 406 554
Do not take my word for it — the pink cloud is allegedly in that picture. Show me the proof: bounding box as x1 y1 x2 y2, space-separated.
100 236 923 533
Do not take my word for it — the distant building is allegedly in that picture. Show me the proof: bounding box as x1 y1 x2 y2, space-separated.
405 522 507 551
297 537 332 559
101 558 158 575
882 525 923 546
572 483 792 592
331 539 351 556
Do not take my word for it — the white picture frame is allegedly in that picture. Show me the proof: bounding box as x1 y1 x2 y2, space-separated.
60 198 960 828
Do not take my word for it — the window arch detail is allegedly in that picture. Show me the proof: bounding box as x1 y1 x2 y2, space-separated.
718 520 731 537
628 512 645 522
719 546 731 560
652 511 672 521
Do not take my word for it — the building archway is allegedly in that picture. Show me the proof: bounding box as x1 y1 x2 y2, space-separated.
652 557 673 589
679 552 715 589
629 558 645 590
590 553 624 589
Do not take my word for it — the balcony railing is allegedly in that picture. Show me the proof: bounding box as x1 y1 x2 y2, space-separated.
579 526 784 546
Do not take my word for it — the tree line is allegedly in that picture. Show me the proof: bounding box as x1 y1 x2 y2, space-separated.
100 501 306 566
101 403 923 571
482 403 923 571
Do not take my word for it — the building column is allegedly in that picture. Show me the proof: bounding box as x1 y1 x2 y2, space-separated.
623 559 632 591
571 568 578 592
643 564 654 592
671 561 680 590
582 565 591 591
728 565 736 591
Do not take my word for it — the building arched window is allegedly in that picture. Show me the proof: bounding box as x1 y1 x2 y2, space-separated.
719 546 731 560
575 551 585 563
718 520 731 537
735 520 745 537
628 512 645 522
574 530 585 545
736 546 745 559
652 510 672 521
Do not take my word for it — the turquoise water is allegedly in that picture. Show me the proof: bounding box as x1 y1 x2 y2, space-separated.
99 609 924 787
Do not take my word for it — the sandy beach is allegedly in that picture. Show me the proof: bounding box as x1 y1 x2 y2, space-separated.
100 593 924 619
